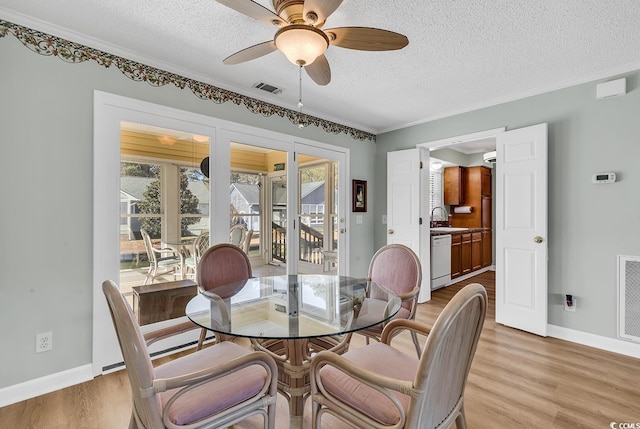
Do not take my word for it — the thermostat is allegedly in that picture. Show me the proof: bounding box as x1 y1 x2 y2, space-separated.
592 172 616 184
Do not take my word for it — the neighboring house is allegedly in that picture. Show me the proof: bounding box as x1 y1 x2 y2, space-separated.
230 181 328 228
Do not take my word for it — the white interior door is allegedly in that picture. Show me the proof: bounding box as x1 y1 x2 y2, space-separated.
495 123 548 336
387 148 430 300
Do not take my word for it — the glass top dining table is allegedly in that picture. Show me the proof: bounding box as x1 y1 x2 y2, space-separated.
185 274 401 340
185 274 401 428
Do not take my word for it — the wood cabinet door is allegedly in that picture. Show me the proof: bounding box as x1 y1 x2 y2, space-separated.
461 233 472 275
451 234 462 278
471 232 482 271
444 166 465 205
481 168 492 196
482 196 492 229
482 230 492 267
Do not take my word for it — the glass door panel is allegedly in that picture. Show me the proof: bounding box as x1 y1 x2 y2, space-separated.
119 122 210 325
270 174 287 267
297 158 339 274
229 142 287 276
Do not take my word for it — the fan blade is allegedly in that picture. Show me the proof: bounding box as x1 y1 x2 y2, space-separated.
216 0 286 26
223 41 278 65
325 27 409 51
305 54 331 86
303 0 343 25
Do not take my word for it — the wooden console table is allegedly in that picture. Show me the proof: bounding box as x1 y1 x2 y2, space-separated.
132 280 197 325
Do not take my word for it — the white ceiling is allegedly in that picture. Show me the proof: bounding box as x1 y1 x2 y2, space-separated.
3 0 640 135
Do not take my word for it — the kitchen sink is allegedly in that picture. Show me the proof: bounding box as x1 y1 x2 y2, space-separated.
431 227 469 232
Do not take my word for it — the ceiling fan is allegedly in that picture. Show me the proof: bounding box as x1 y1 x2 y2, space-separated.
216 0 409 85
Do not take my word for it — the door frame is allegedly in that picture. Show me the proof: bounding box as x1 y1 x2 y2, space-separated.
93 91 350 374
416 127 506 303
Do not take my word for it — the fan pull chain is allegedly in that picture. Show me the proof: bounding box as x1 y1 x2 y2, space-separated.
297 65 304 128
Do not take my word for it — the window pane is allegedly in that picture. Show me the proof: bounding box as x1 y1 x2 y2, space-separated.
230 172 262 257
180 166 208 237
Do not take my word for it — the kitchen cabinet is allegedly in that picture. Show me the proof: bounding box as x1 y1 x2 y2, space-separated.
461 233 472 275
482 230 492 267
451 166 491 228
481 167 492 196
444 166 466 205
482 196 492 229
448 229 490 280
451 234 462 279
471 232 482 271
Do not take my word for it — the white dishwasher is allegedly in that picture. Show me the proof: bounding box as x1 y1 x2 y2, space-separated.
431 235 452 290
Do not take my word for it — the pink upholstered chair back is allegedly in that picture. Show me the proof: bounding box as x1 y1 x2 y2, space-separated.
102 280 164 428
368 244 421 313
408 283 487 428
196 243 252 297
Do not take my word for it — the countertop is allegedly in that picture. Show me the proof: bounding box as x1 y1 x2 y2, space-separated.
430 227 487 236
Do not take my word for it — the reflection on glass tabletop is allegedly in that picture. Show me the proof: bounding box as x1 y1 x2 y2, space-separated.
185 275 401 340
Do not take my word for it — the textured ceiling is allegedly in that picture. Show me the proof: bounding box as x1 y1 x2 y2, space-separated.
2 0 640 134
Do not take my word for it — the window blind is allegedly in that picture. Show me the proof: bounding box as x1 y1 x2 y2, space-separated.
429 170 444 218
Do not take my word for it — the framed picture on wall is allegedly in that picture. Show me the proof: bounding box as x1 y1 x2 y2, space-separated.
352 179 367 212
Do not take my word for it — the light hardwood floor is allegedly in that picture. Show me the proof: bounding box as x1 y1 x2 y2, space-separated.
2 271 639 428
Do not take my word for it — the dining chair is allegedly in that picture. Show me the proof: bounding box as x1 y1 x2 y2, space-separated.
140 228 183 285
195 243 252 349
229 224 247 248
102 280 278 429
241 229 253 254
358 244 423 357
184 231 210 279
310 283 487 429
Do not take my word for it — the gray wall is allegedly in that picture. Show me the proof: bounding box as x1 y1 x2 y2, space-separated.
375 70 640 340
0 34 376 388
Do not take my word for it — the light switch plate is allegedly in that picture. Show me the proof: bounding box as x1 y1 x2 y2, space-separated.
356 215 363 224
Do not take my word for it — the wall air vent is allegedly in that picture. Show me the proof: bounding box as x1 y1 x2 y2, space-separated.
253 82 282 95
618 255 640 343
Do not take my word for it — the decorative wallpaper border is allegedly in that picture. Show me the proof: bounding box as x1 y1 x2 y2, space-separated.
0 19 375 142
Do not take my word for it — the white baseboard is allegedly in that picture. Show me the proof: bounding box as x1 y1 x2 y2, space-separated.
0 364 93 408
547 324 640 359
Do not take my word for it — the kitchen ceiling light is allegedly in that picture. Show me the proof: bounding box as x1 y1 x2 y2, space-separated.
431 161 443 170
483 150 497 165
275 25 329 66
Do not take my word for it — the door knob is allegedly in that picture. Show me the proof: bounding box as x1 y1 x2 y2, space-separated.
534 236 543 243
388 229 394 234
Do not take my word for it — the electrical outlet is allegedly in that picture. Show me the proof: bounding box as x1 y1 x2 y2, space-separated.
36 331 53 353
564 295 576 312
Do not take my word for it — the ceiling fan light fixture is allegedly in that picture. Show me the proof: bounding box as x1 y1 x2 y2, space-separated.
275 24 328 66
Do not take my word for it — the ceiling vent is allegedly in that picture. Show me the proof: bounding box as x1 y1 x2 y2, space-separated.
253 82 282 95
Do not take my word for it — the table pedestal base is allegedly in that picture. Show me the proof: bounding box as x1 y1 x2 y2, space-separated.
252 335 350 428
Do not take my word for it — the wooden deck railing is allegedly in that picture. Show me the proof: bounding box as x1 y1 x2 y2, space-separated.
271 222 324 264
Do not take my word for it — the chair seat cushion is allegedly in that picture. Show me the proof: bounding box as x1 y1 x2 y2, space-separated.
155 341 269 426
318 342 418 426
157 257 181 267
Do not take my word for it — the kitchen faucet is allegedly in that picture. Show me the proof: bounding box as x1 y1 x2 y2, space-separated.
430 206 447 227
